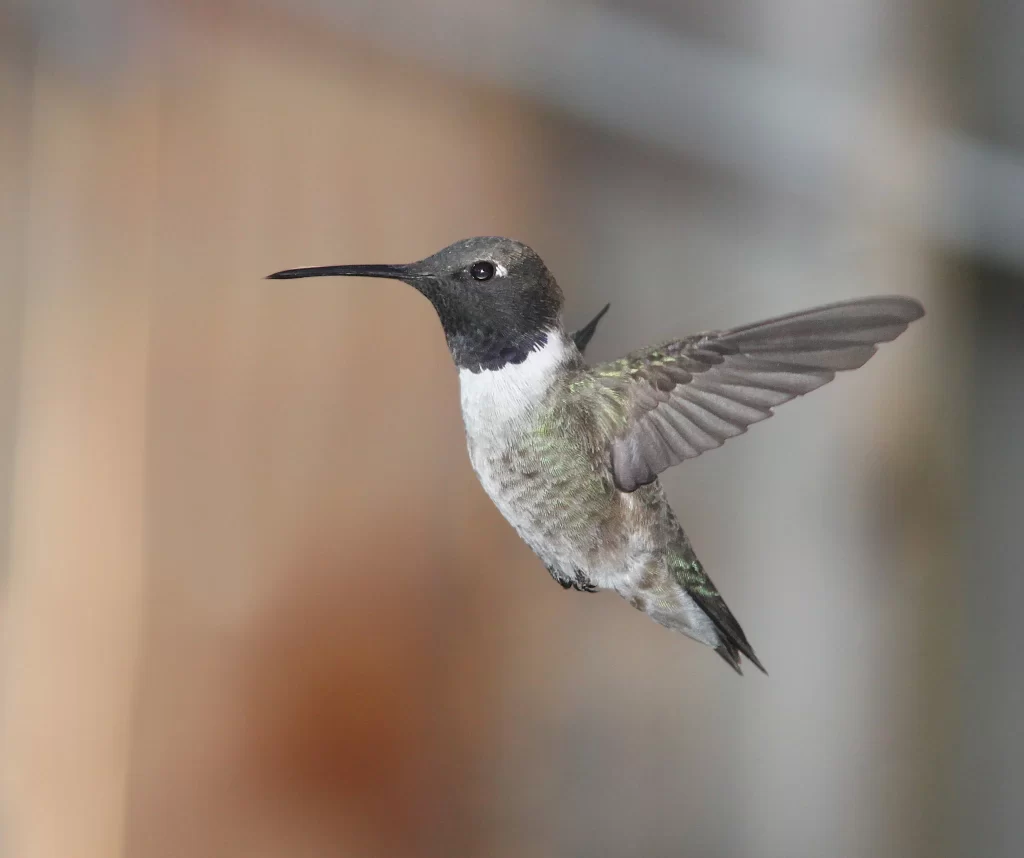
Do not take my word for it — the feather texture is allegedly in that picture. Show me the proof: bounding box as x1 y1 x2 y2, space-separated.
595 296 925 491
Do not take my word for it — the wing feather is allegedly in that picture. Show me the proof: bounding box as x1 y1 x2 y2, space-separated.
597 296 924 491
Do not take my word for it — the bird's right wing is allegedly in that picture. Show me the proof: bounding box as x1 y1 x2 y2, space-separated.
591 296 924 492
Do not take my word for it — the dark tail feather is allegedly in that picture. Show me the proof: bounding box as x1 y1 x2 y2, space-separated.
687 585 768 676
679 569 770 679
715 641 745 675
666 541 767 675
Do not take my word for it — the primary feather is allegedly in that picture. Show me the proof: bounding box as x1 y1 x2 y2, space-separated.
593 296 925 491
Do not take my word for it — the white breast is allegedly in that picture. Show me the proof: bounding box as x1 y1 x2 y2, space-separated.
457 330 577 575
457 330 632 591
458 330 571 444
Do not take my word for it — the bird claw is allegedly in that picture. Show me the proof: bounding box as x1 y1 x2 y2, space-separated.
551 567 598 592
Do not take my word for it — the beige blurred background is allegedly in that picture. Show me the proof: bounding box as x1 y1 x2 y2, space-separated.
0 1 1021 857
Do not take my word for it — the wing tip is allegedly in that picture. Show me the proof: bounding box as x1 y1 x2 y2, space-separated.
819 294 925 317
874 295 925 323
572 302 612 354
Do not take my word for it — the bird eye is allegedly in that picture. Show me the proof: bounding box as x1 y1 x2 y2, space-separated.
470 260 496 281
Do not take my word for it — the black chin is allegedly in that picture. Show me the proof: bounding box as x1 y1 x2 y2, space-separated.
450 330 550 373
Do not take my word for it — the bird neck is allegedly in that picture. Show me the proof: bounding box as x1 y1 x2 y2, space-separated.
457 327 578 427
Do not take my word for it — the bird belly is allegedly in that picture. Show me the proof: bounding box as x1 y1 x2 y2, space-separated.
463 428 637 590
457 338 647 589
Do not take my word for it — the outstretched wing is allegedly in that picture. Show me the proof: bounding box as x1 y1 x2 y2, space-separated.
594 296 924 492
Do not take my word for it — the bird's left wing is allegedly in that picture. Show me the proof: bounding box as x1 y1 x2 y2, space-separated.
571 303 611 354
592 296 924 492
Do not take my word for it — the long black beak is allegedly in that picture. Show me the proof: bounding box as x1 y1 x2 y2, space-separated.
266 263 412 281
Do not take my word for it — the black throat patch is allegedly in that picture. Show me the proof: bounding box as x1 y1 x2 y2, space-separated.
422 273 564 373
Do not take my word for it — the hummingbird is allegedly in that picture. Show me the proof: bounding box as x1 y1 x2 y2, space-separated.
268 237 924 674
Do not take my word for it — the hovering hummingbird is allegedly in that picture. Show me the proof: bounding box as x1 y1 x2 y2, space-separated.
268 238 924 674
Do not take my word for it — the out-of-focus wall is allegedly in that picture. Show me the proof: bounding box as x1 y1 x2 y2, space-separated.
129 11 563 858
0 6 558 857
0 31 28 597
1 17 157 857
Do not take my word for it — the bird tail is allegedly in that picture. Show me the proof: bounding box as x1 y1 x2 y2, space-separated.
668 546 767 676
616 519 767 675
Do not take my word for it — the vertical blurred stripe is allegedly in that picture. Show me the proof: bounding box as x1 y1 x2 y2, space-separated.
2 65 160 858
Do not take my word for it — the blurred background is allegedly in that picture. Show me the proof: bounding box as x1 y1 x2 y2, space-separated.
0 1 1021 856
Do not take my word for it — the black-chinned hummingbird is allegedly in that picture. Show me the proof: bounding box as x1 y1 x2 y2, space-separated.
268 237 924 674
